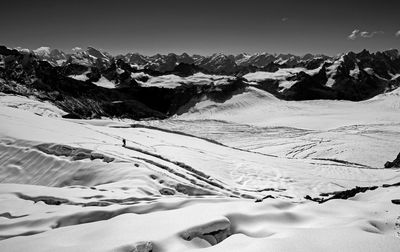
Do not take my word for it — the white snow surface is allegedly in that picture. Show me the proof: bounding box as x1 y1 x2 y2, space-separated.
0 90 400 252
33 46 51 57
0 93 67 117
243 68 306 82
68 73 89 81
179 87 400 130
243 67 323 90
93 76 116 89
350 64 360 78
138 73 235 88
68 74 116 88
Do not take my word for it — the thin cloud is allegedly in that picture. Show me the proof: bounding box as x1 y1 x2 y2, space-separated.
348 29 384 40
348 29 360 40
396 30 400 37
281 17 289 22
360 31 384 38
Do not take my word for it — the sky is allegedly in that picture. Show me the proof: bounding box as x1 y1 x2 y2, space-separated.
1 0 399 56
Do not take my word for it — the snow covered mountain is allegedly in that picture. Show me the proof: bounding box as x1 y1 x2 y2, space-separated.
1 45 400 120
1 44 400 251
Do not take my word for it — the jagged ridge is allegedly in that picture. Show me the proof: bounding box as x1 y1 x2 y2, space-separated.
1 45 399 119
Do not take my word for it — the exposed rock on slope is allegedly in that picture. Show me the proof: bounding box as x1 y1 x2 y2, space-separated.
385 152 400 168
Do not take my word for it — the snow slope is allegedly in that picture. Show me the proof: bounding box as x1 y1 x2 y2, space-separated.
0 93 67 117
0 91 399 251
3 104 397 197
142 119 400 168
92 76 116 89
68 73 89 81
178 87 400 130
162 87 400 167
138 73 235 88
68 74 116 89
243 67 322 90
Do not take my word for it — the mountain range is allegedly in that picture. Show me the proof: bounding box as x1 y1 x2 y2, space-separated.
1 45 399 119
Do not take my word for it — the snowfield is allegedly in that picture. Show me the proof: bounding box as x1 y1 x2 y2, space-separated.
137 73 235 88
178 86 400 130
243 67 323 90
0 88 399 251
69 74 117 89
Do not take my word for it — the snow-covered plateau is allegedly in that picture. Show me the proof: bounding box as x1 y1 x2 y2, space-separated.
0 87 399 251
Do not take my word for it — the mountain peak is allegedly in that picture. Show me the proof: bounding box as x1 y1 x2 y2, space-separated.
33 46 51 56
85 47 108 60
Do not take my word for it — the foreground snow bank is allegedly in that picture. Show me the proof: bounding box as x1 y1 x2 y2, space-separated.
0 184 399 252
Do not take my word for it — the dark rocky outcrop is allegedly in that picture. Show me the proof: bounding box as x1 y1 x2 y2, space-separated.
305 186 379 203
384 152 400 168
169 63 199 77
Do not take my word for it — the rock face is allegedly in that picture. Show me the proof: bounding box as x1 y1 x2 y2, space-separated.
384 152 400 168
1 45 400 120
305 186 379 203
